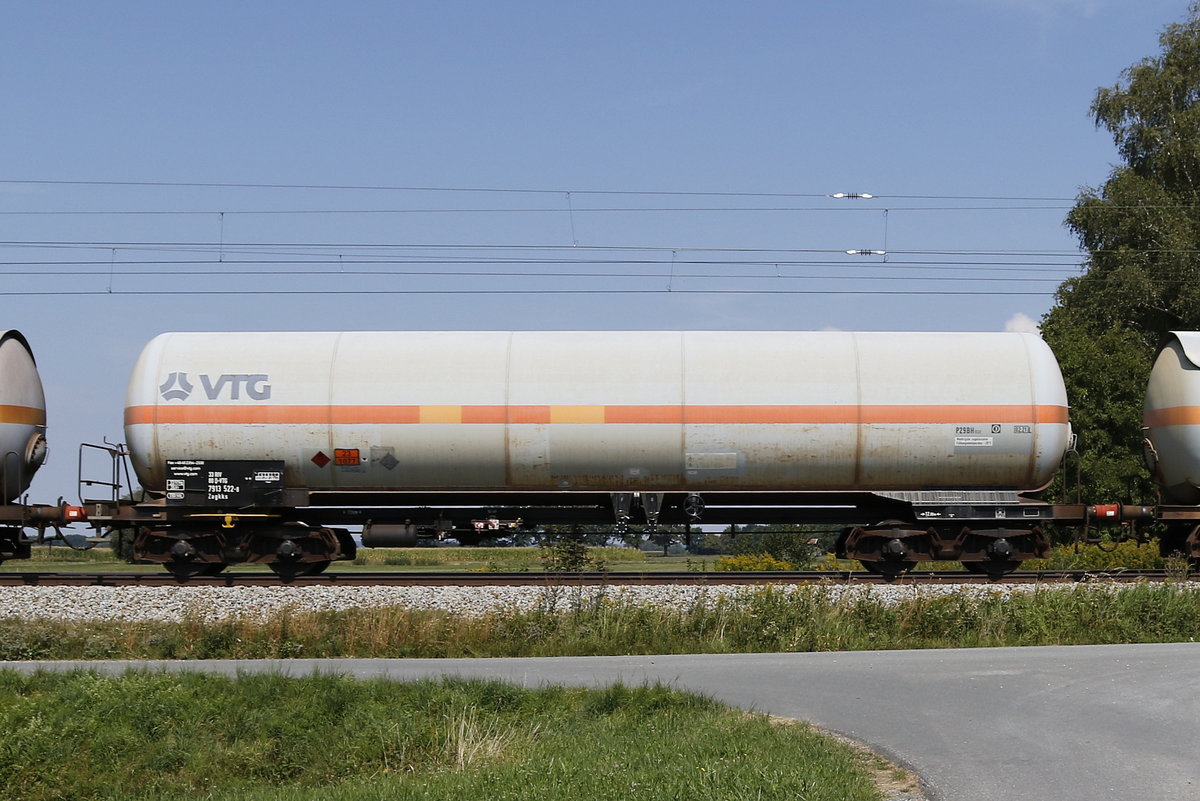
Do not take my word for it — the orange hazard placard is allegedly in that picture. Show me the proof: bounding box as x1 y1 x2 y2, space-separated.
334 448 361 466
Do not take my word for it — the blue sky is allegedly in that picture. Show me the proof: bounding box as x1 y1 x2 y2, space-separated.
1 0 1191 496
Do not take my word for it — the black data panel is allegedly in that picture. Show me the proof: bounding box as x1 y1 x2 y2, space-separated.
164 460 285 507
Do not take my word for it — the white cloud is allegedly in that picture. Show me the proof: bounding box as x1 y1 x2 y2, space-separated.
1004 312 1041 334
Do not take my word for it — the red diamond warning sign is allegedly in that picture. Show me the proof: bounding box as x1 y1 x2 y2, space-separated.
311 451 331 468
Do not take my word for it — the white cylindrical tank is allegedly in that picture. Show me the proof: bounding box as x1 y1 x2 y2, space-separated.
125 331 1071 495
0 330 48 503
1144 332 1200 503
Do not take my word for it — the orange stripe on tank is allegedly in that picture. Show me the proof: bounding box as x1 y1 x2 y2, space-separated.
124 403 1070 426
333 406 418 424
135 405 328 425
0 404 46 426
1037 405 1071 424
508 405 551 424
1145 406 1200 427
864 404 1070 425
461 405 506 424
686 405 855 424
605 405 683 424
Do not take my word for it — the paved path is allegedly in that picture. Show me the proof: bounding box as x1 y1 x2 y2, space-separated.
6 643 1199 800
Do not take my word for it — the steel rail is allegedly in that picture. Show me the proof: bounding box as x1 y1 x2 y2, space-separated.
0 569 1190 587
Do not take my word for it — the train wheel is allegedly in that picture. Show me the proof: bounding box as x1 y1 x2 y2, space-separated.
302 560 331 575
860 559 915 580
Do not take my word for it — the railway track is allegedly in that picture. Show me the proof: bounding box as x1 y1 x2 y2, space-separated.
0 569 1191 587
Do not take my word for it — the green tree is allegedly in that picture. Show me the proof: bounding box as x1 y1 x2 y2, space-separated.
1043 3 1200 503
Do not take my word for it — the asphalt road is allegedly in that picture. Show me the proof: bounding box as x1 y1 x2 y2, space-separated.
6 643 1199 800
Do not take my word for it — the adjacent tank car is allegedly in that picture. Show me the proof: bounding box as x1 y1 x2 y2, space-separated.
113 330 1079 577
1143 331 1200 560
0 330 48 561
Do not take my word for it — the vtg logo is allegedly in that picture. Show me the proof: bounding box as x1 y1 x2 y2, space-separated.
159 372 272 402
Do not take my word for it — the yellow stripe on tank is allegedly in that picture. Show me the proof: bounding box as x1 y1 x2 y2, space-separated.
550 405 606 424
418 405 463 424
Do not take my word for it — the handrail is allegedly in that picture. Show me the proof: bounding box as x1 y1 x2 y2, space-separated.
77 440 132 504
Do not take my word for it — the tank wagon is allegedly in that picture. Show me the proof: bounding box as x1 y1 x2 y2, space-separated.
0 330 83 562
100 330 1095 578
1143 331 1200 560
0 330 46 503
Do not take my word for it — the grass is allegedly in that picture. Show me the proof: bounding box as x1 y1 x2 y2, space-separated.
1 582 1198 661
0 673 881 801
19 545 119 564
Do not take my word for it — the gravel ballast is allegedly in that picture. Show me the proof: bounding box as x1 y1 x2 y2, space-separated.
0 581 1124 623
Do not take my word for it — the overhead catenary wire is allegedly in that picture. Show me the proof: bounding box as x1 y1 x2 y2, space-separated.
0 177 1078 201
0 258 1084 269
0 268 1082 281
0 287 1060 296
0 177 1141 300
0 240 1090 256
0 205 1079 214
0 256 1087 271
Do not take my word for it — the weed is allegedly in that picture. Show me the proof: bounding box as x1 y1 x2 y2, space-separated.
714 553 795 571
